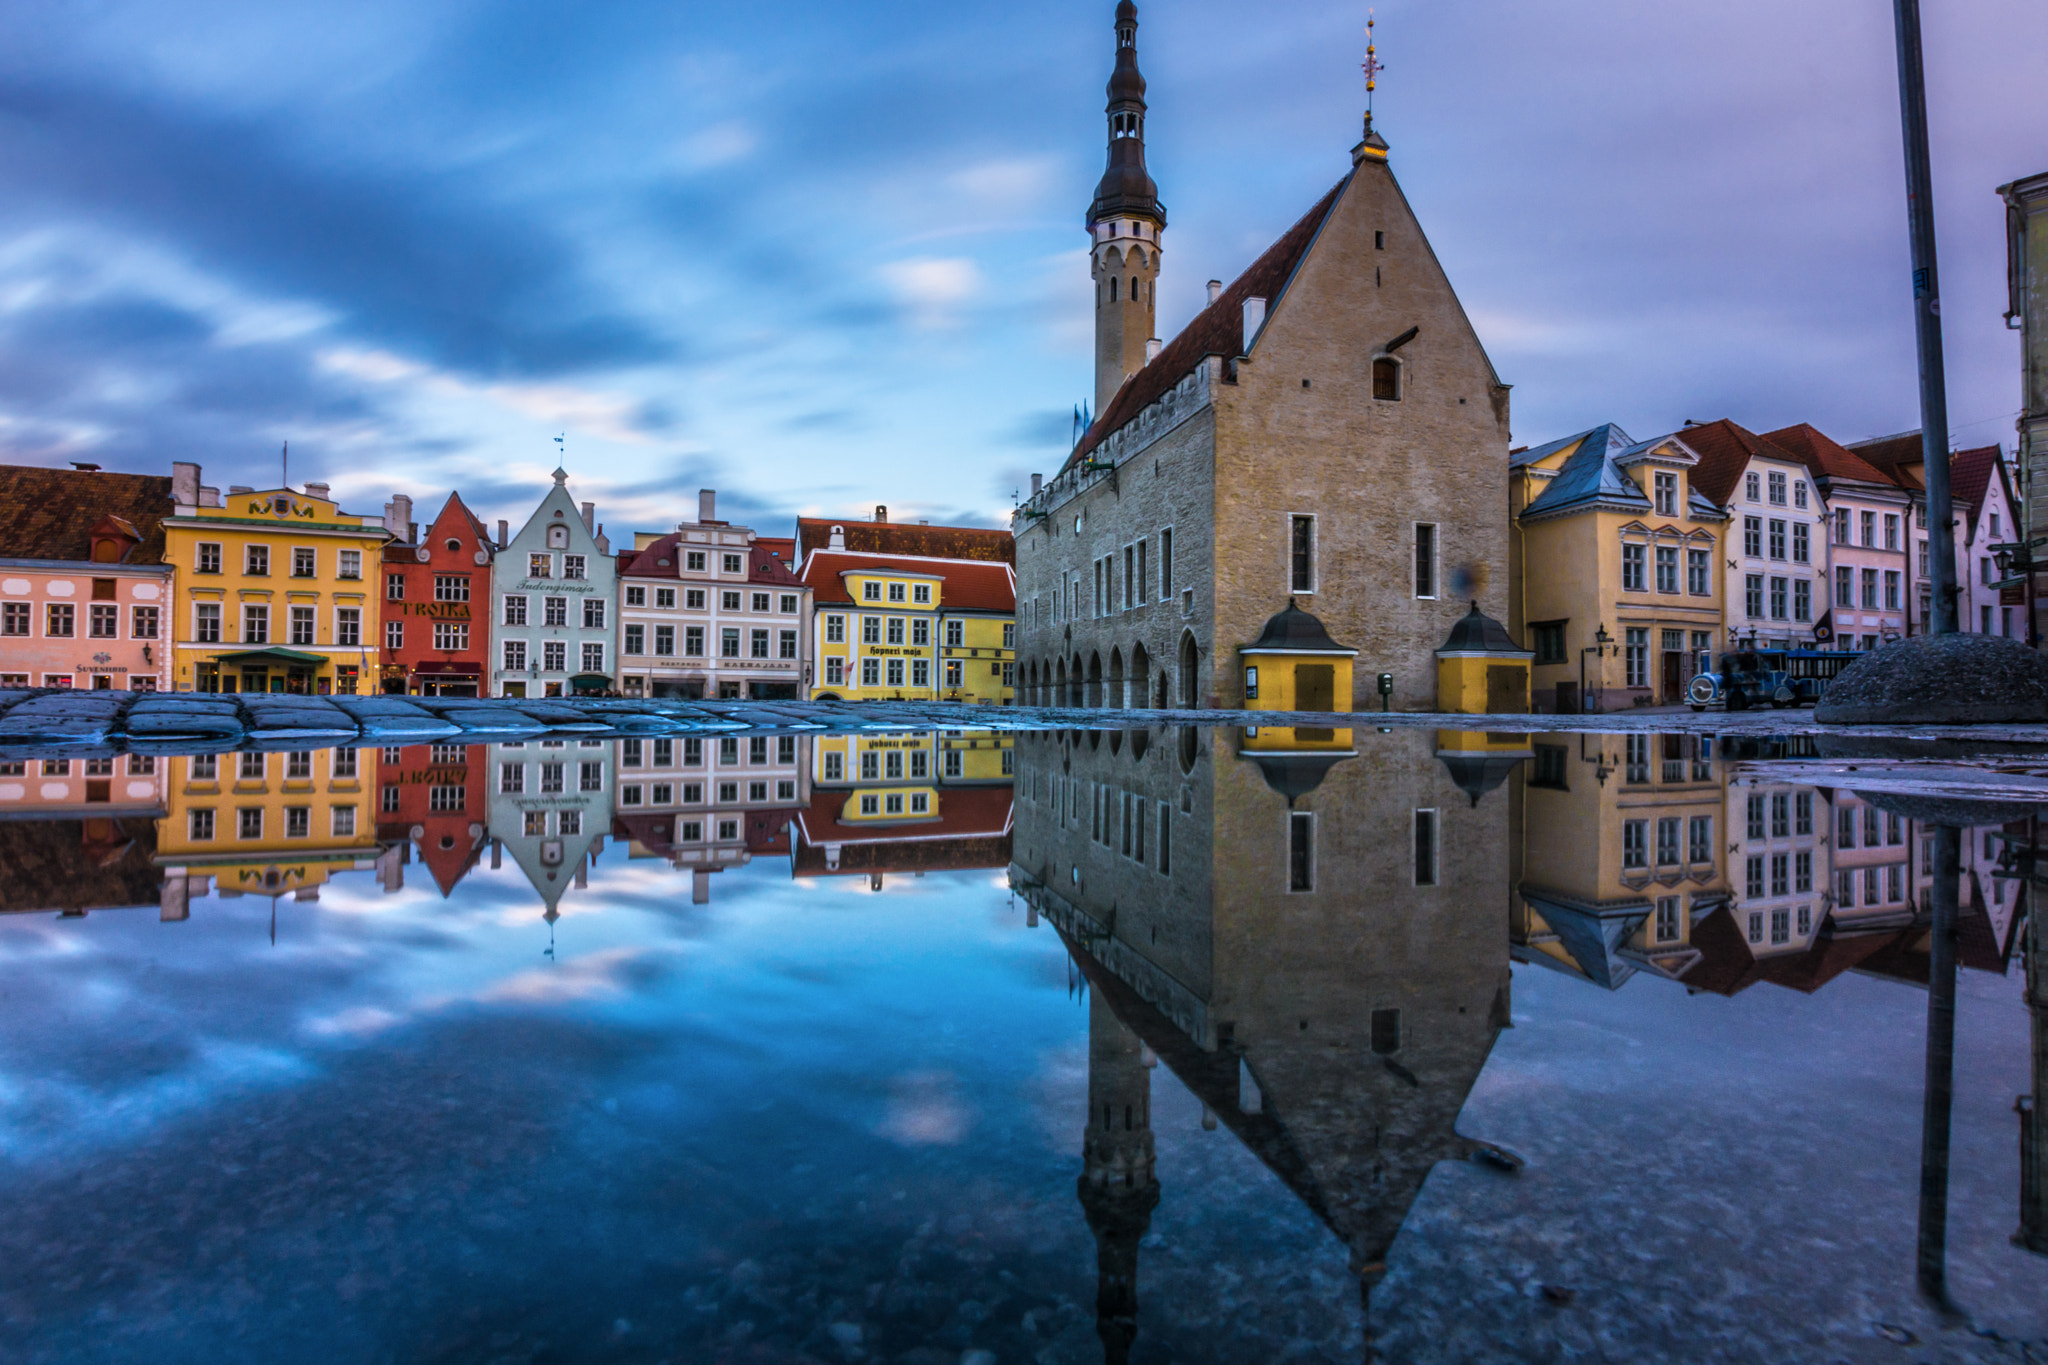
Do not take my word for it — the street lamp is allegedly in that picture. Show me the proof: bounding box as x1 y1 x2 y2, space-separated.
1577 624 1613 716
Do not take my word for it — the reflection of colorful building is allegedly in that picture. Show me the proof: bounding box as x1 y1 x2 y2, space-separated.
163 467 390 695
372 742 488 896
1512 731 1728 988
0 465 176 692
483 739 611 918
155 748 393 905
612 731 809 901
377 493 496 697
793 731 1013 883
0 815 173 918
0 750 165 819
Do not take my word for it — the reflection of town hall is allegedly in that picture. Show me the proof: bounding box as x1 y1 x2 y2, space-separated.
1012 2 1510 717
1008 721 1514 1361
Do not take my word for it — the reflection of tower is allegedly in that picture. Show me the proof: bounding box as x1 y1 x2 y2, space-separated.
1077 985 1159 1365
2023 896 2045 1253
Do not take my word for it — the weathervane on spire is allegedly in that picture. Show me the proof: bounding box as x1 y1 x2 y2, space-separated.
1361 10 1384 134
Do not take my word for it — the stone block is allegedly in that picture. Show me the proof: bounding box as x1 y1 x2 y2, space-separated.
1813 633 2048 725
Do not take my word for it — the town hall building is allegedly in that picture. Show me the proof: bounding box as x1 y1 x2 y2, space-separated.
1011 2 1512 715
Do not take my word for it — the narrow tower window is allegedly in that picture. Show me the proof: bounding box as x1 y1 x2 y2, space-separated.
1109 277 1118 302
1290 515 1315 593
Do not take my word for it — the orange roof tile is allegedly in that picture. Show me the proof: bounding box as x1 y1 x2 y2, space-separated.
1759 423 1900 488
795 518 1013 565
1673 419 1799 506
0 465 174 563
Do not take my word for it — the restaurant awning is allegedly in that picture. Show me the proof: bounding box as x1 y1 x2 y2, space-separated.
212 648 328 667
569 672 612 693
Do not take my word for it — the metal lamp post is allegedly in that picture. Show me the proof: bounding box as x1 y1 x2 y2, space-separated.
1578 625 1612 715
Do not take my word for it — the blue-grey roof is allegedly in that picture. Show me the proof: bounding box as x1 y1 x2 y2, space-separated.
1519 424 1648 521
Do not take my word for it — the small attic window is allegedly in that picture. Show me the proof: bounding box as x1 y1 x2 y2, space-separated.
1375 231 1386 250
445 538 461 552
1372 355 1402 401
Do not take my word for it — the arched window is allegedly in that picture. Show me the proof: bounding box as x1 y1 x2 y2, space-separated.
1372 355 1402 401
1109 276 1119 303
1128 276 1138 302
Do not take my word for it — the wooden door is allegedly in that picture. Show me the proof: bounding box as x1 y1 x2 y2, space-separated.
1661 651 1683 704
1486 665 1522 713
1296 664 1334 713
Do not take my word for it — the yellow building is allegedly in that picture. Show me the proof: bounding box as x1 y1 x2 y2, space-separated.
1511 732 1728 988
155 747 388 901
162 477 390 694
801 549 1014 703
1510 425 1727 713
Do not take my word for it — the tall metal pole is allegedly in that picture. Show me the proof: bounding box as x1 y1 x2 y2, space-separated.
1916 823 1962 1303
1894 0 1959 634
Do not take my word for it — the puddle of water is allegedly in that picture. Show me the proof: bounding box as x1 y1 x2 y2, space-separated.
0 725 2042 1363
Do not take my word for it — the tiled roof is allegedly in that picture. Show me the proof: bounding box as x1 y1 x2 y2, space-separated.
1949 444 2001 514
0 465 174 563
1759 423 1897 489
0 817 162 914
749 540 804 587
1517 425 1648 520
1846 430 1926 476
1675 418 1794 506
795 518 1014 565
615 533 684 579
1066 176 1350 470
798 549 1016 613
790 786 1014 876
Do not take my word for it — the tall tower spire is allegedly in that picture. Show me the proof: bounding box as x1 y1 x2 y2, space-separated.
1076 986 1159 1365
1087 1 1166 417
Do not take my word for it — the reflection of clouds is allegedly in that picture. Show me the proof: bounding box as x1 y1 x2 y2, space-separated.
470 947 647 1006
0 1039 310 1162
875 1070 970 1146
304 1005 404 1038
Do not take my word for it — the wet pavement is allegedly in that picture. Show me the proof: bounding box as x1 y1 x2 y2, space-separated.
0 723 2042 1362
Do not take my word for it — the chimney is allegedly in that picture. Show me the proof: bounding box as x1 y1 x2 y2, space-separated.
1242 297 1267 354
200 486 222 508
1207 279 1223 304
409 522 419 543
305 481 331 502
595 525 610 555
1145 337 1162 363
384 493 413 539
581 501 595 533
1030 472 1042 495
699 489 716 524
875 505 888 523
497 519 509 548
171 462 201 507
829 525 845 550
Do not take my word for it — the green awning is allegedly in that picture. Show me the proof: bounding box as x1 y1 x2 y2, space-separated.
212 648 329 667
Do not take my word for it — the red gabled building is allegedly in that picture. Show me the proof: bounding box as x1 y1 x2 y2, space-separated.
373 741 488 896
379 492 496 695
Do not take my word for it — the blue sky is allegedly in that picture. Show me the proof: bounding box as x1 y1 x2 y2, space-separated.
0 0 2039 539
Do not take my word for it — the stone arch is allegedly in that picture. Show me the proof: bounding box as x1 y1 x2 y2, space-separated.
1107 647 1125 709
1086 652 1104 709
1178 630 1202 709
1129 642 1151 709
1072 653 1087 708
1154 669 1169 708
1056 656 1069 708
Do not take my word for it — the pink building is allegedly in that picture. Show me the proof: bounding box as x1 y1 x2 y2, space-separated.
1847 434 2025 640
0 466 175 691
1764 425 1912 652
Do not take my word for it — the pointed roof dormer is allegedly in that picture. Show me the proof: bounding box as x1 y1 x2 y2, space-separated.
1088 1 1164 228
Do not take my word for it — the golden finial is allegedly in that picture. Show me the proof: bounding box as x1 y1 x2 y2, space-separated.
1361 9 1384 132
